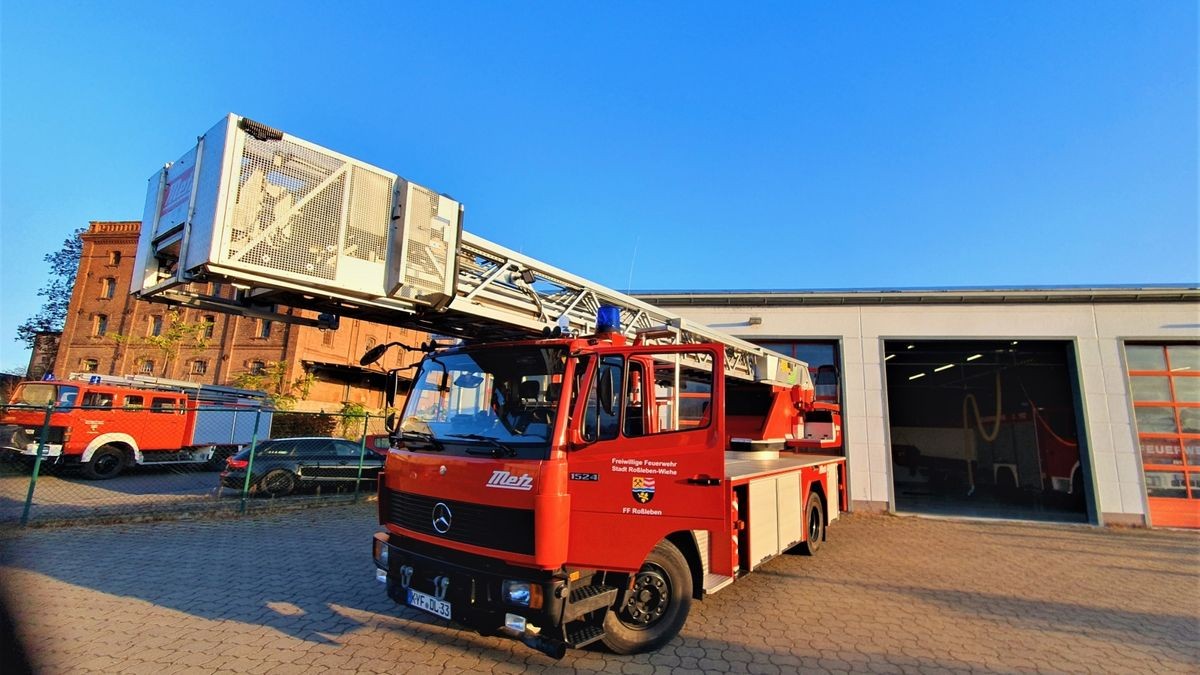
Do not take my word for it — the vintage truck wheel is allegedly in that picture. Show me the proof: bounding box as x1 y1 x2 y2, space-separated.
82 445 125 480
601 540 692 655
798 491 825 556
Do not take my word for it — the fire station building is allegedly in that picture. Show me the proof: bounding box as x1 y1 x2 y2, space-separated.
639 288 1200 529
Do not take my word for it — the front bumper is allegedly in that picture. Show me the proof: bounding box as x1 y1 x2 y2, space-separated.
0 425 63 457
372 532 568 652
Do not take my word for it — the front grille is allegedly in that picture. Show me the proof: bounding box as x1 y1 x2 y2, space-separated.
386 489 534 556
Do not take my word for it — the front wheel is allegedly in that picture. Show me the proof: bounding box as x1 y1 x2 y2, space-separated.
601 540 692 655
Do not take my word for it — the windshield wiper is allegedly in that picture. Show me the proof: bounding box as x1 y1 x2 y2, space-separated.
449 434 517 458
400 430 444 452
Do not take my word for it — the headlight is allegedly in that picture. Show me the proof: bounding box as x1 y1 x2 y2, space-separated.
501 580 543 609
373 535 389 569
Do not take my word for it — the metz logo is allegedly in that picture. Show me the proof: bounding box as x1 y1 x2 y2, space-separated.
486 470 534 491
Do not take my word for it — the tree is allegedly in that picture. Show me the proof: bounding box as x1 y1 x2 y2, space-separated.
229 361 315 411
109 309 212 378
14 227 86 349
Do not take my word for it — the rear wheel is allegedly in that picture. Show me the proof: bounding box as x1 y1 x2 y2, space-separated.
601 540 692 655
258 470 296 498
82 445 125 480
798 491 825 556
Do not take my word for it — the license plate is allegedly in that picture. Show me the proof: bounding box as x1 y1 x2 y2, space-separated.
407 588 451 620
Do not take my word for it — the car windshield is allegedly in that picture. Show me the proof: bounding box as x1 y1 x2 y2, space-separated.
11 384 79 408
399 346 567 460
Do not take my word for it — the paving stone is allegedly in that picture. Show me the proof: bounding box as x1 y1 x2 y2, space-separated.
3 505 1199 674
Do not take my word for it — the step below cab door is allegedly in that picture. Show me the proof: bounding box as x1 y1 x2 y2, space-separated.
566 345 730 573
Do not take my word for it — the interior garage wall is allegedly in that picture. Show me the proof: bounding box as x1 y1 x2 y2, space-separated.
665 301 1199 525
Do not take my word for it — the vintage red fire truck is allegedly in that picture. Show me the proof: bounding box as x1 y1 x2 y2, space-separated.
365 324 845 657
130 114 846 657
0 373 270 479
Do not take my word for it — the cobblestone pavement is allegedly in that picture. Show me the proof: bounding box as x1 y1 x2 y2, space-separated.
2 505 1197 674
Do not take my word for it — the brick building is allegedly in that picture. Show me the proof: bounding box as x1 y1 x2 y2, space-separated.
54 221 423 411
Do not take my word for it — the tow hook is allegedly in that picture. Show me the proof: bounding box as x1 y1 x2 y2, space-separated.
499 619 566 660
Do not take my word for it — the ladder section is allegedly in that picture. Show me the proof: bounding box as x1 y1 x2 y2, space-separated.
65 372 269 405
449 232 812 387
130 114 812 388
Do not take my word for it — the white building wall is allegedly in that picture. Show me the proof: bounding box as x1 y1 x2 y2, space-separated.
669 301 1200 524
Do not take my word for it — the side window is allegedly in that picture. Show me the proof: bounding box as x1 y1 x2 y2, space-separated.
335 441 363 457
582 356 623 442
150 397 178 413
257 442 294 457
123 395 144 409
624 360 647 437
81 392 114 409
642 352 714 435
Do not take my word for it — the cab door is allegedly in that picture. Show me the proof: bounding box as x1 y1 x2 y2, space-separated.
565 345 728 572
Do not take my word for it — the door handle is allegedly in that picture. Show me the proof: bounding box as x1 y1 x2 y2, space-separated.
686 476 722 486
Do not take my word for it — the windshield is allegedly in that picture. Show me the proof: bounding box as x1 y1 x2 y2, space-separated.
400 346 567 460
11 384 79 408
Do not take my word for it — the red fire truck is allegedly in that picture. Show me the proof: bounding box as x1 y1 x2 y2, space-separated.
0 373 271 479
129 114 846 657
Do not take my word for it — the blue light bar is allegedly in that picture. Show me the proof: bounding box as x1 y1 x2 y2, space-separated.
596 305 621 333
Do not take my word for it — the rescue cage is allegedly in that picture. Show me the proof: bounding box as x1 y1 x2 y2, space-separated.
0 404 393 527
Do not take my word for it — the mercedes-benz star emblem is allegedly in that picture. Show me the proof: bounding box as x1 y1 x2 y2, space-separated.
432 502 452 534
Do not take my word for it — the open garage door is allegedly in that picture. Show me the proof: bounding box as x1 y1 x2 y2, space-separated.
885 340 1090 523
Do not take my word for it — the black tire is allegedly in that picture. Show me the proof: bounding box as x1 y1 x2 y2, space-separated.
601 540 692 655
81 445 125 480
258 470 296 498
798 491 825 556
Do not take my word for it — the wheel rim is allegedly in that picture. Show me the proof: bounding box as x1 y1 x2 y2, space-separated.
264 473 291 495
809 505 821 542
95 453 120 476
618 566 671 630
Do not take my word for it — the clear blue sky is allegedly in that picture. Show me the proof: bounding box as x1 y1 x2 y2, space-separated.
1 2 1196 369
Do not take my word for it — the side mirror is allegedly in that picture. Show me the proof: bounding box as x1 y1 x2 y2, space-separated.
360 343 389 366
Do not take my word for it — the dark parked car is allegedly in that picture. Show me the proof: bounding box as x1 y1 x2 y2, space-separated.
220 437 384 497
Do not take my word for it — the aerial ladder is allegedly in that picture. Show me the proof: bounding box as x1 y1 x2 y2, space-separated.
132 114 816 394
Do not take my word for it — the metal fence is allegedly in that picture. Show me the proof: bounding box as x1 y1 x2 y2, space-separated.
0 403 392 527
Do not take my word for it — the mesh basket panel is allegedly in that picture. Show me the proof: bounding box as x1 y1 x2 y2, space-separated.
402 186 450 296
225 136 393 284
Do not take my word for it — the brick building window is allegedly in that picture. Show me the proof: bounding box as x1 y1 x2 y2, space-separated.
202 315 216 339
249 360 266 375
192 360 208 375
256 319 272 339
93 314 108 337
81 359 99 373
149 315 163 337
108 251 121 266
141 359 155 374
101 278 116 299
